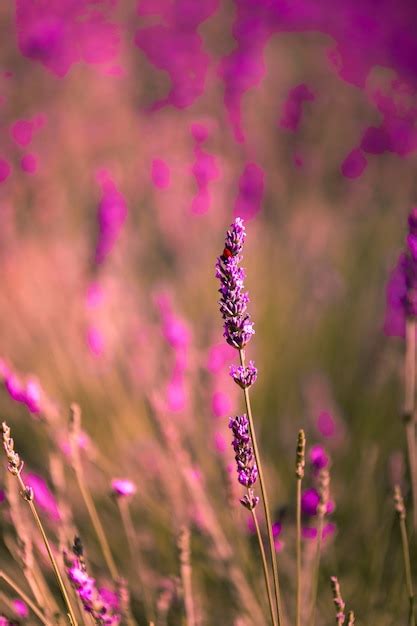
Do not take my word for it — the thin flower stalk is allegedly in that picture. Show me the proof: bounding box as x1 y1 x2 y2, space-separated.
404 319 417 529
5 472 56 619
1 422 78 626
69 404 119 581
115 496 151 622
295 430 306 626
310 469 330 626
239 347 283 626
248 495 277 626
394 485 416 626
330 577 345 626
229 412 276 626
0 569 49 625
178 526 196 626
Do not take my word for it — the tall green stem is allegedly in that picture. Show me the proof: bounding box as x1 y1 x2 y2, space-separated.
250 494 277 626
239 348 283 626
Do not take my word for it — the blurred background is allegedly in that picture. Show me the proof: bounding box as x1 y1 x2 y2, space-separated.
1 1 417 624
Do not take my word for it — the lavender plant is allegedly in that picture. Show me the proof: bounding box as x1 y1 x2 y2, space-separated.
216 218 282 626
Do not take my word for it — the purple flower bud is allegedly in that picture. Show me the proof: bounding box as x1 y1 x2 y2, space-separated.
240 488 259 510
309 445 329 470
12 599 28 618
111 479 136 497
301 488 320 516
230 360 257 388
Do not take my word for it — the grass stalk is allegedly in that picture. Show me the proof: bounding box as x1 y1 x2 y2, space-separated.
250 500 278 626
394 485 416 626
295 430 305 626
310 511 324 626
310 469 329 626
69 405 119 580
178 526 196 626
0 569 49 625
404 318 417 530
117 497 152 622
239 348 283 626
2 422 78 626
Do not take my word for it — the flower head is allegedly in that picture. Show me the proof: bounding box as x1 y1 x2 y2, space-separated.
111 479 136 497
216 218 255 349
309 445 329 471
385 208 417 336
229 414 258 489
66 546 121 625
229 361 257 388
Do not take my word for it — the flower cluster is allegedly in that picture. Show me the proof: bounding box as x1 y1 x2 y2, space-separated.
229 414 258 491
229 361 257 388
65 550 121 625
385 208 417 336
215 218 255 349
0 361 42 415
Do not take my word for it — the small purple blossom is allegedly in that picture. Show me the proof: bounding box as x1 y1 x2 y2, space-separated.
301 487 335 517
229 414 258 489
240 488 259 510
66 554 121 625
12 599 28 618
229 361 257 389
111 479 136 497
216 218 255 349
385 208 417 336
309 445 329 471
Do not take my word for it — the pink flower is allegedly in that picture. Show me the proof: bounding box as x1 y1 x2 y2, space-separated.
25 473 60 520
111 479 136 497
12 598 28 618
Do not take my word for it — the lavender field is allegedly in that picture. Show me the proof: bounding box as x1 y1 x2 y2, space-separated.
1 1 417 624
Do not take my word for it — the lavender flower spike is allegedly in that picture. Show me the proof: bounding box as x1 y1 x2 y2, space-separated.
230 360 257 389
229 414 258 490
216 217 255 349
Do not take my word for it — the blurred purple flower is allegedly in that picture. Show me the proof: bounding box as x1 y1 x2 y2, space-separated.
301 487 334 517
111 479 137 497
309 445 329 471
67 558 121 625
316 411 336 438
21 153 38 174
279 83 315 132
95 171 127 265
341 148 368 179
11 119 34 146
301 488 320 516
233 163 264 220
25 473 60 521
0 158 11 183
12 599 28 618
211 390 233 418
384 208 417 337
151 158 171 189
4 372 42 415
207 342 235 374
